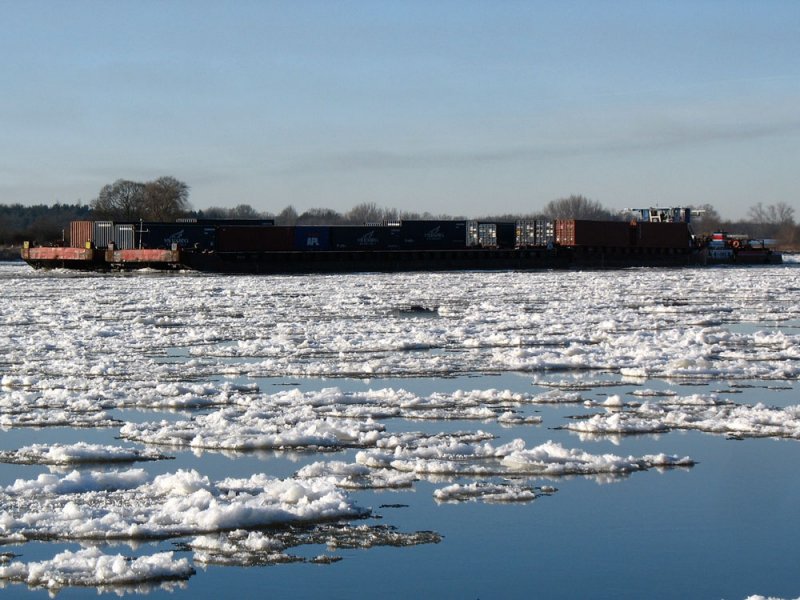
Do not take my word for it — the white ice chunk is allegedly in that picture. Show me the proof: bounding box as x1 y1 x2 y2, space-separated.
0 443 170 465
0 469 366 541
0 547 194 590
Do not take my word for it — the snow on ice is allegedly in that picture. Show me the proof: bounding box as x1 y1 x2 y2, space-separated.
0 469 366 542
562 397 800 440
1 262 799 593
0 443 171 465
2 266 799 385
0 547 193 592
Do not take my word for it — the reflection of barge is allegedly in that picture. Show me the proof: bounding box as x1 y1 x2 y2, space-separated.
21 208 782 273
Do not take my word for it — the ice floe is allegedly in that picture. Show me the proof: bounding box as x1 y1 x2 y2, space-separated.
118 387 546 451
1 262 798 596
0 469 366 542
0 443 171 465
3 267 800 386
561 396 800 440
0 547 193 593
433 481 543 503
188 523 441 566
296 460 416 489
358 439 693 477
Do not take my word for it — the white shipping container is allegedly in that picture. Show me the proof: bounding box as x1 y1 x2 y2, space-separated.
515 220 537 247
478 223 497 247
467 220 480 247
535 221 554 245
114 224 136 250
94 222 114 249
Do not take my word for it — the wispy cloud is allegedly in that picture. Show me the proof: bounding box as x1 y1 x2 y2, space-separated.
281 116 800 174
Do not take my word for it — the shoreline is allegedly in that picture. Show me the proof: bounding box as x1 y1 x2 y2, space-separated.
0 246 22 261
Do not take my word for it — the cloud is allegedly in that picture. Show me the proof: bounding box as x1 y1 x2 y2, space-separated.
281 115 800 174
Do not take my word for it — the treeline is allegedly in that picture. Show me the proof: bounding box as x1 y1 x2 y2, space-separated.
0 193 616 245
0 203 92 245
201 195 618 225
688 202 797 248
1 180 797 250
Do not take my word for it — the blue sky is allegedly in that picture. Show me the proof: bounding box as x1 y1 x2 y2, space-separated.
1 0 798 219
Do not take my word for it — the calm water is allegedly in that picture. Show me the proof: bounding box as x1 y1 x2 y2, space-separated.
1 262 799 599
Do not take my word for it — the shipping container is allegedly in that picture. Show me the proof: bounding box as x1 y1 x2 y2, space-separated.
69 221 94 248
329 226 398 250
94 221 114 249
114 224 136 250
515 220 537 247
516 220 555 247
216 226 295 252
635 222 690 248
467 221 479 247
496 222 516 249
294 226 331 251
478 223 497 247
555 220 632 247
137 223 217 250
397 220 467 249
536 220 554 245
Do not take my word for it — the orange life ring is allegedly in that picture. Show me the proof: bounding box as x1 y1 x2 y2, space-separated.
731 240 740 249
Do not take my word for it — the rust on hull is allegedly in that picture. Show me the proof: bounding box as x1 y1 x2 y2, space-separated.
21 246 105 270
21 246 182 271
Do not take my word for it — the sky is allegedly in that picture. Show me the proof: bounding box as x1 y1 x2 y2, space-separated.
1 0 798 220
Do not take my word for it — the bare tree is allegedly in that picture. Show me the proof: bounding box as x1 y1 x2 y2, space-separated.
275 205 299 225
143 177 190 220
748 202 795 225
297 208 344 225
91 180 146 220
345 202 385 224
542 195 616 220
688 204 723 233
382 206 399 221
199 206 230 219
229 204 262 218
91 177 189 221
199 204 269 219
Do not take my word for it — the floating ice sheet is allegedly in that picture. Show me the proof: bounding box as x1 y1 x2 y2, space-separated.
118 387 544 451
433 481 544 503
1 263 798 596
188 523 441 566
359 439 693 477
0 443 171 465
561 396 800 440
0 469 366 542
0 547 194 593
3 267 800 385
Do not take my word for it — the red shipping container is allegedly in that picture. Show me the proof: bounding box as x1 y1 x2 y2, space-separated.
69 221 94 248
555 220 632 247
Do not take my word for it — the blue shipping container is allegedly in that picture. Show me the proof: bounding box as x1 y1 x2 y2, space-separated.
397 220 467 249
138 224 217 250
329 226 399 250
294 226 331 251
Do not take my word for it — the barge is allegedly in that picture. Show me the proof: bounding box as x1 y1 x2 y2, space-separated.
21 209 782 273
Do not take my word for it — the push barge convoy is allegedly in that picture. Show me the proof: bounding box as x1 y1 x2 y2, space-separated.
21 208 782 273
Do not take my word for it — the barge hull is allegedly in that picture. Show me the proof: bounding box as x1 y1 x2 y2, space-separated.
178 247 693 274
21 246 106 270
21 247 182 271
105 248 183 270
